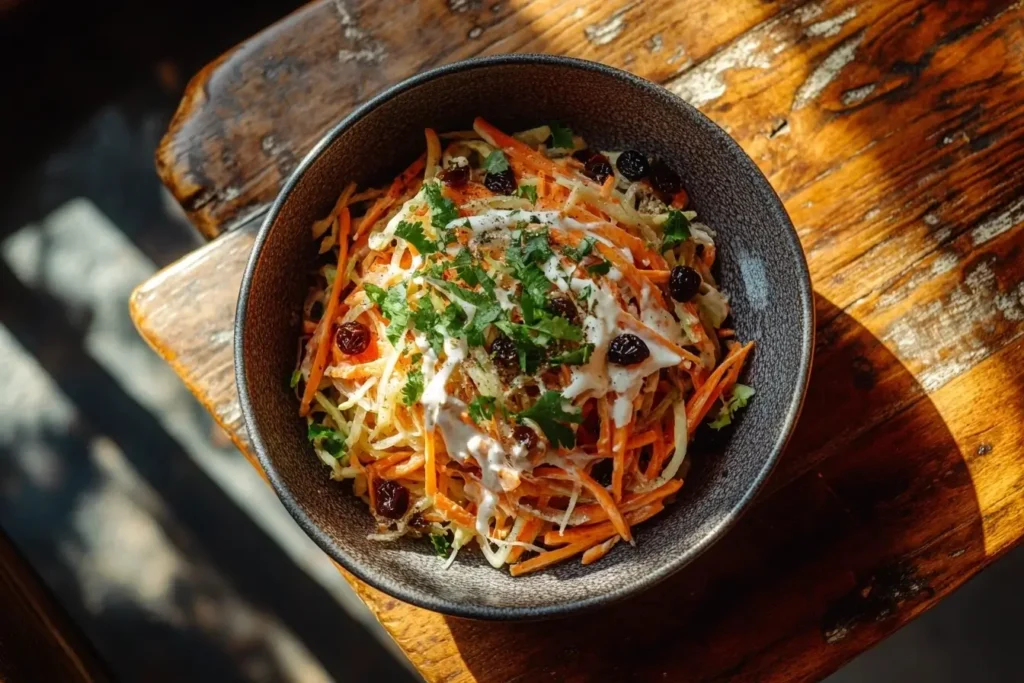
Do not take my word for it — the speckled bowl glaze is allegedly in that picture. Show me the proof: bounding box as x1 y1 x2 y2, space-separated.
236 54 813 620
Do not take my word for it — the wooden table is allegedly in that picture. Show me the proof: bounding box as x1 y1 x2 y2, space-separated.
131 0 1024 680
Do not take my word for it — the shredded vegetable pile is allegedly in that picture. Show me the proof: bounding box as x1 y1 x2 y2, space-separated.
292 118 754 575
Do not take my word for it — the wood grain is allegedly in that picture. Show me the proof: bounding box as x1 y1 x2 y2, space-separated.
0 529 110 682
136 0 1024 681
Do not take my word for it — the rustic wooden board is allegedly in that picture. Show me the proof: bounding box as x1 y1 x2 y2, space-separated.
137 0 1024 681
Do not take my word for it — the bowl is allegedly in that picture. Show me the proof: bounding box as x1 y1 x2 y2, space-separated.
235 54 813 619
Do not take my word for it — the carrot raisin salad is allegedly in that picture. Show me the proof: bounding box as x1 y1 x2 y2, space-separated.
292 118 754 574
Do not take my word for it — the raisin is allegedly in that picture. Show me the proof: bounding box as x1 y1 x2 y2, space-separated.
336 321 371 355
616 150 650 181
668 266 702 302
439 163 469 188
547 295 578 324
484 168 517 195
590 459 613 487
607 333 650 365
512 425 539 450
583 154 614 184
408 513 429 531
572 148 593 163
374 479 409 519
490 336 519 368
649 159 682 197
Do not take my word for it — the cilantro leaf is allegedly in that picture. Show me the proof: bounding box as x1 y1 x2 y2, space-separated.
402 369 425 406
549 122 574 150
308 422 348 461
468 396 498 423
525 315 584 343
423 182 459 229
551 343 594 366
586 259 612 276
395 220 438 255
520 229 553 264
562 237 595 262
452 249 496 295
429 533 452 558
708 384 756 430
464 304 502 347
514 391 583 449
428 279 501 347
289 370 302 388
516 264 553 323
429 278 493 307
660 210 691 252
517 184 538 204
493 320 547 373
364 283 410 344
441 302 466 337
483 150 510 174
410 297 445 355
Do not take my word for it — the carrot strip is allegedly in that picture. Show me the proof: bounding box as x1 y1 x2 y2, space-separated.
507 516 543 564
640 269 671 284
582 536 620 565
600 174 615 198
575 468 632 543
686 341 754 435
626 430 657 450
509 539 596 576
473 117 589 188
544 502 664 547
424 425 437 497
619 313 703 366
380 454 425 480
645 428 667 480
434 492 475 528
556 479 682 530
300 207 352 416
354 155 426 239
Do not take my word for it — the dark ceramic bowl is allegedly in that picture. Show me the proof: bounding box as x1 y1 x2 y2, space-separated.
236 54 813 620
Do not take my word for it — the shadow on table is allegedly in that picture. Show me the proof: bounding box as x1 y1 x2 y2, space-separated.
443 292 984 681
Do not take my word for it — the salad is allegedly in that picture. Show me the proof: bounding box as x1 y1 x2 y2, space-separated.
292 118 754 575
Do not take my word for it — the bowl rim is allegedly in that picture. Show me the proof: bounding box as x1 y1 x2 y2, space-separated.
235 53 814 620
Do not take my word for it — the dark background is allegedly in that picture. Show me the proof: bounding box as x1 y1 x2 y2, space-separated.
0 0 1020 681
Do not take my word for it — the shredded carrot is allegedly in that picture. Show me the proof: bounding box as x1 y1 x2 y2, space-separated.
582 536 620 565
686 341 755 435
645 428 667 480
354 155 426 239
424 424 437 497
600 174 615 198
507 516 543 564
626 430 657 450
553 479 682 531
434 492 475 528
611 423 630 502
509 539 596 576
300 207 351 416
575 467 632 543
544 502 664 547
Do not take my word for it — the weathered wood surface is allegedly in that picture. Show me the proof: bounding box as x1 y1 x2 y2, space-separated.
0 529 111 682
136 0 1024 681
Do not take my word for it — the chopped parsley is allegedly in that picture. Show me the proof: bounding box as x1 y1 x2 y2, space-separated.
551 343 594 366
483 150 510 174
308 422 347 461
660 210 691 253
468 396 498 423
586 259 612 276
410 297 445 355
708 384 755 430
517 184 538 204
395 220 438 255
429 533 452 558
364 283 410 344
452 248 496 295
514 391 583 449
423 181 459 229
289 369 302 388
562 236 595 262
402 368 425 406
549 122 574 150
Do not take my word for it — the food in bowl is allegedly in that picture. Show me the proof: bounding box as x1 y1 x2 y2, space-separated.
292 117 754 575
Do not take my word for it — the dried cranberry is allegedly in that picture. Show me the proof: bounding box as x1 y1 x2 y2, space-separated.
439 163 470 188
607 333 650 365
547 296 578 324
335 321 371 355
490 336 519 368
374 479 409 519
572 149 593 163
484 168 517 195
668 266 702 302
408 513 429 531
590 459 613 487
649 160 682 197
616 150 650 181
583 154 614 184
512 425 539 450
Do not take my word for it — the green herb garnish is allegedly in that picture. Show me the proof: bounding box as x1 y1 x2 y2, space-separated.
586 259 612 276
483 150 510 174
429 533 452 558
549 122 574 150
562 236 595 262
708 384 755 430
660 209 691 253
402 369 425 406
308 422 347 460
364 283 410 344
514 391 583 449
550 343 594 366
423 181 459 229
517 184 538 204
468 396 498 424
289 370 302 388
395 220 438 255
